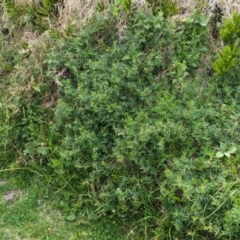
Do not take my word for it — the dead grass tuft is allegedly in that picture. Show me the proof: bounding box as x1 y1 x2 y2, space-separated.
6 0 240 34
3 0 240 97
54 0 240 32
57 0 97 29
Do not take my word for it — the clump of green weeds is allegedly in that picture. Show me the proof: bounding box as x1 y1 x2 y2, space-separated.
3 0 62 31
2 4 240 239
213 12 240 75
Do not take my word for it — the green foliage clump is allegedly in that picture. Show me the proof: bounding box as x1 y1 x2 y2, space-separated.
2 6 240 239
176 10 209 70
212 41 238 75
3 0 61 31
43 10 235 237
120 0 132 12
146 0 178 17
213 12 240 75
220 12 240 44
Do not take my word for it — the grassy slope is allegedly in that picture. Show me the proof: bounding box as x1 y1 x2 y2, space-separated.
0 172 79 240
0 172 127 239
1 1 240 239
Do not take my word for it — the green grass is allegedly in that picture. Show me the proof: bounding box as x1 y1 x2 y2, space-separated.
2 2 240 239
0 172 76 239
0 171 132 240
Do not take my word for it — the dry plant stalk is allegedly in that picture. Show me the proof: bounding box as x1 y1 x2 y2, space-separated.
10 0 240 33
7 0 240 93
56 0 240 30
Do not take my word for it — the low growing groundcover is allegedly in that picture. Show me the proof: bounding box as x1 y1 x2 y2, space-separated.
1 1 240 239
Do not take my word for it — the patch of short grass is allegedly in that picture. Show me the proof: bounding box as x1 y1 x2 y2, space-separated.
0 171 128 240
0 172 77 239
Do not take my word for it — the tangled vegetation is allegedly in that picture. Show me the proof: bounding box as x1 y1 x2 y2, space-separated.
1 0 240 239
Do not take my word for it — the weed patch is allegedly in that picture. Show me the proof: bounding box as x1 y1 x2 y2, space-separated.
1 1 240 239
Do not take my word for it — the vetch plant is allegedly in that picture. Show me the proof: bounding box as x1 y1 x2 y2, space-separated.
216 142 237 159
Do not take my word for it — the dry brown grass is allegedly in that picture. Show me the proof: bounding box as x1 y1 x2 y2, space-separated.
1 0 238 160
6 0 240 84
11 0 240 31
4 2 231 57
4 0 239 58
54 0 240 30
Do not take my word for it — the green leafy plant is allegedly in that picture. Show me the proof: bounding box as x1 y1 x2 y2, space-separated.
216 142 237 158
3 0 61 31
175 10 209 71
3 0 19 19
212 41 239 75
37 0 58 16
120 0 132 12
220 11 240 44
2 3 240 239
96 1 105 12
212 12 240 76
146 0 178 17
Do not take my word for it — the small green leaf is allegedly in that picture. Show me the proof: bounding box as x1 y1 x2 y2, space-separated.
51 159 62 167
220 142 227 151
24 148 32 155
216 151 224 158
59 200 65 207
122 55 131 60
65 213 77 221
228 146 237 154
200 19 208 27
33 85 41 92
224 152 231 158
37 147 47 155
21 41 29 49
